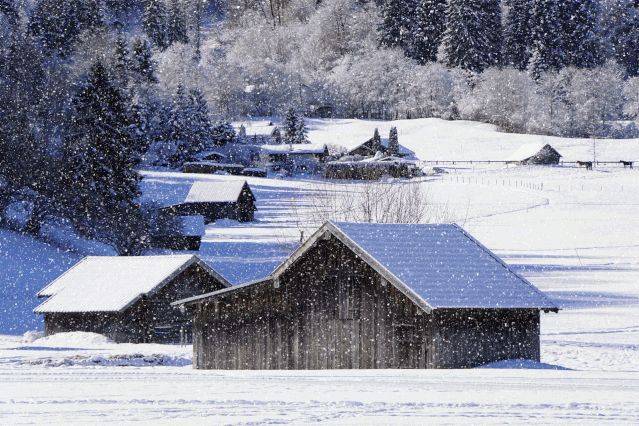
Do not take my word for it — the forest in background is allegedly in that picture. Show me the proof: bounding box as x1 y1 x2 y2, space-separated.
0 0 638 254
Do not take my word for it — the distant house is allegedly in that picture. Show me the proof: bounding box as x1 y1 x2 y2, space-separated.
165 180 256 223
35 255 229 343
174 221 558 370
260 143 329 163
150 215 205 251
183 161 245 175
201 151 228 162
347 138 412 158
508 143 562 165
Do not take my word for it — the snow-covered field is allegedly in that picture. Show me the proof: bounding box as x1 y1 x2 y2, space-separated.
2 118 639 423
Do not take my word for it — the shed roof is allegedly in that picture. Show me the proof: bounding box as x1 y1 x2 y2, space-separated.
173 221 558 312
185 180 253 204
35 255 230 313
507 143 561 162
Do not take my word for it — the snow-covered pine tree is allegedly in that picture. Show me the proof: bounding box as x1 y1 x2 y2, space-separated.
503 0 533 70
388 126 399 156
271 127 283 144
528 0 564 79
130 37 158 83
167 0 189 46
410 0 446 64
441 0 500 72
283 108 299 144
560 0 603 68
372 128 382 152
606 0 639 76
167 85 191 166
63 61 144 254
211 121 236 146
188 88 212 152
238 124 247 142
113 33 130 86
379 0 412 51
294 114 308 144
143 0 167 50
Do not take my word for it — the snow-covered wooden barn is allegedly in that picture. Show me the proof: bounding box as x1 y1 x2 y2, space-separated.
507 143 562 165
35 255 229 343
174 222 558 369
164 180 256 223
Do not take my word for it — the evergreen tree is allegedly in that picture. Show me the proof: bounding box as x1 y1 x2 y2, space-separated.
410 0 446 64
283 108 299 144
211 121 236 146
441 0 500 72
167 0 189 46
503 0 533 70
63 61 143 254
113 33 130 86
188 88 212 151
528 0 564 79
238 124 247 141
372 128 382 152
143 0 167 50
294 115 308 144
130 37 158 83
388 127 399 156
379 0 412 51
607 0 639 76
561 0 603 68
167 85 191 165
271 127 283 144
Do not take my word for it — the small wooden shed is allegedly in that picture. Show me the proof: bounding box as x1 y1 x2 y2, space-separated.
508 143 562 165
35 255 229 343
165 180 257 223
347 138 412 158
175 222 558 370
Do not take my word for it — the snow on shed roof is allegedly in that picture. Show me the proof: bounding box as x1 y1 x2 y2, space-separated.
507 143 561 162
174 221 558 311
260 143 327 155
184 180 252 203
35 255 230 313
274 222 558 311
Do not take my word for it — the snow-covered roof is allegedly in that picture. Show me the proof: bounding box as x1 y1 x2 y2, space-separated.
260 143 327 155
35 255 230 313
507 143 561 162
184 180 252 204
348 138 413 156
173 221 557 312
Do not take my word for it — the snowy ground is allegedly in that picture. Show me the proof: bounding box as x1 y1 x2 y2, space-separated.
2 118 639 422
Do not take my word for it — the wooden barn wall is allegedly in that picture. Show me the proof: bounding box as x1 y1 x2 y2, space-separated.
44 264 226 344
194 237 433 370
431 309 540 368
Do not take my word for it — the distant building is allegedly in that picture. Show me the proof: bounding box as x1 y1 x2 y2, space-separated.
150 214 205 251
347 138 412 158
35 255 229 343
508 143 562 165
164 180 256 223
175 222 558 370
260 143 329 163
182 161 245 175
325 157 423 180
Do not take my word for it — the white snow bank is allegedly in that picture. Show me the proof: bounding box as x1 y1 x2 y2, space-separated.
21 330 44 343
479 359 570 370
31 332 113 347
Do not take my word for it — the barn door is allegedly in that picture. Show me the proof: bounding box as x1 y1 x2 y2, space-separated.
394 323 426 368
337 275 361 368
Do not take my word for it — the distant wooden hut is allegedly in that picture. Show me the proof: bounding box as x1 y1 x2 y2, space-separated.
175 222 558 370
165 180 256 223
347 138 412 158
508 143 562 165
35 255 229 343
183 161 245 175
150 214 205 251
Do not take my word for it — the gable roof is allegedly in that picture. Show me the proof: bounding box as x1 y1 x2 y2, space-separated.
35 255 230 313
185 180 253 204
507 143 561 162
173 221 558 312
348 138 413 157
273 221 557 312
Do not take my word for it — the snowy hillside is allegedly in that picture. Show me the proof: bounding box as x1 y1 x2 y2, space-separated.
2 118 639 422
